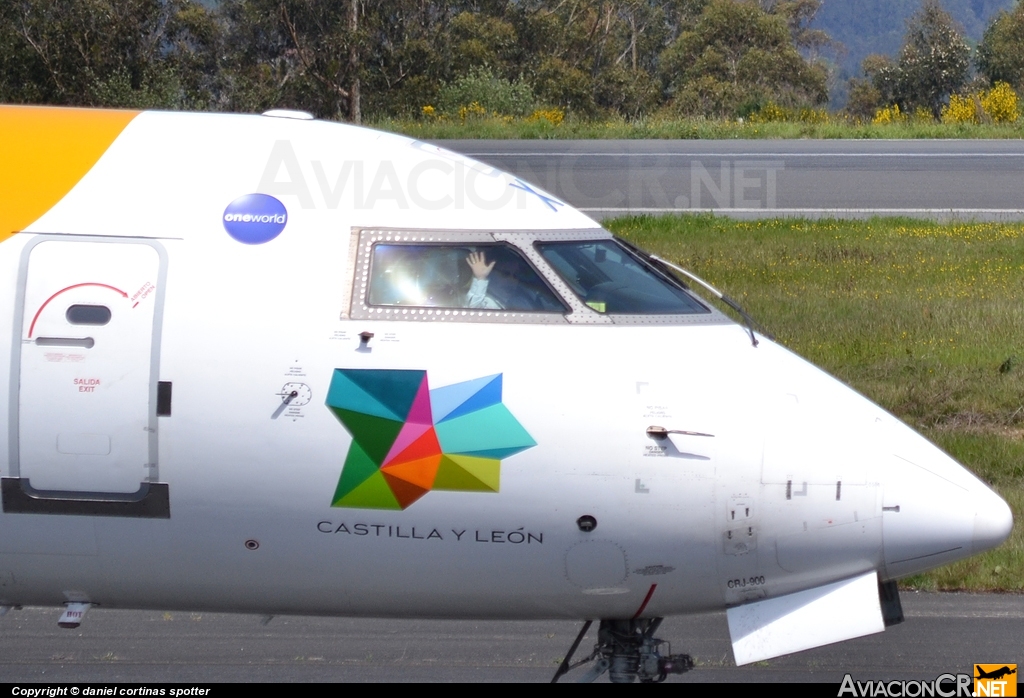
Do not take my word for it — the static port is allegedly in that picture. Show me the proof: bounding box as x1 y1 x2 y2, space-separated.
577 515 597 532
244 539 260 550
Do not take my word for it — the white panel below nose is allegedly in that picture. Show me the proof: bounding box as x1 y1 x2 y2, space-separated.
727 571 884 666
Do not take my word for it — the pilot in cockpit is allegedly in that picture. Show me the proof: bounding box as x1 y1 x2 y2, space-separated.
464 250 501 309
368 243 566 313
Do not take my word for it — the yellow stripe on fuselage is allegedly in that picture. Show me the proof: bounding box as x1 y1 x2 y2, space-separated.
0 105 139 242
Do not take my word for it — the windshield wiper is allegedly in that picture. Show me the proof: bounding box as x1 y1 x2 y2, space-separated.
646 254 769 348
611 236 770 346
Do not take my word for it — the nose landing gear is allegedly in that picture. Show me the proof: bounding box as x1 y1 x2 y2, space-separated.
551 618 694 683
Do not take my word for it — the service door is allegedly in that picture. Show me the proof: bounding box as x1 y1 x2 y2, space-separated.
15 237 165 495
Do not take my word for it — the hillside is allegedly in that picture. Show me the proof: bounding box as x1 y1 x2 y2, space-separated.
815 0 1015 82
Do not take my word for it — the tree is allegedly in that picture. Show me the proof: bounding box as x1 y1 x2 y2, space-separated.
449 10 519 74
0 0 220 109
436 66 536 116
763 0 834 57
861 53 899 106
0 0 837 121
441 0 708 118
844 77 883 119
658 0 828 117
978 1 1024 91
220 0 364 121
871 0 970 118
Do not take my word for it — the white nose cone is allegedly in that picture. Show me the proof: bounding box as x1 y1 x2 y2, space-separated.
972 487 1014 555
879 425 1013 579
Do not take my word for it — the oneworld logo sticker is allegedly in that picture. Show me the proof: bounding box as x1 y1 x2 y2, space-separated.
222 193 287 244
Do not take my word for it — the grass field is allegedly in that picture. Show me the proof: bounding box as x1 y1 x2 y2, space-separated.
606 214 1024 591
372 115 1024 140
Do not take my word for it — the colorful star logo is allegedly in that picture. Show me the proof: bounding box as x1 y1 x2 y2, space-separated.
326 369 536 510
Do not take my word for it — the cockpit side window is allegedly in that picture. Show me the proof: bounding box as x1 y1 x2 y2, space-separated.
368 243 568 313
535 240 709 315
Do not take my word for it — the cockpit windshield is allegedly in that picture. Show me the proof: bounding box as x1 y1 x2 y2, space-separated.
368 243 567 313
535 240 709 315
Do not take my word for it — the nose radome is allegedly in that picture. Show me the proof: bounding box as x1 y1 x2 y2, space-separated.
752 339 1013 581
879 425 1013 579
972 486 1013 556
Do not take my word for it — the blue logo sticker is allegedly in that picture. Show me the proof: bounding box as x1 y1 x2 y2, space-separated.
223 194 288 244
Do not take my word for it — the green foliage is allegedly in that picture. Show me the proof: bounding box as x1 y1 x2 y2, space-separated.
898 0 971 116
88 69 182 110
659 0 828 118
378 112 1024 139
435 67 536 118
594 64 662 120
0 0 220 109
773 0 833 54
7 0 1021 128
870 0 971 119
0 0 823 120
978 1 1024 91
745 101 829 124
449 11 519 74
531 57 597 117
219 0 361 120
817 0 1014 86
844 78 884 120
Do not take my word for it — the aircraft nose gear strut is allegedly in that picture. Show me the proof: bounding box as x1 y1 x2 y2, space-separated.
551 618 694 683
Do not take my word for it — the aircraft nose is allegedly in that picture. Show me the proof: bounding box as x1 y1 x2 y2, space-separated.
879 434 1013 579
971 486 1014 555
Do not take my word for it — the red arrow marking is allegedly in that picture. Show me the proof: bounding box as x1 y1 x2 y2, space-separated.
28 283 128 338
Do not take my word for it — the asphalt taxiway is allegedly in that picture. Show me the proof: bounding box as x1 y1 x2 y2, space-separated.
0 593 1019 682
441 139 1024 220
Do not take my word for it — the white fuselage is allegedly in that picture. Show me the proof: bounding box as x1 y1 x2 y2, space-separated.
0 109 1011 629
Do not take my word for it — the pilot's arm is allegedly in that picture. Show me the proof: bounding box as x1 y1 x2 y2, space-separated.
465 251 501 309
